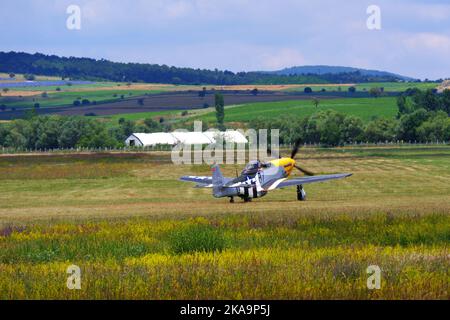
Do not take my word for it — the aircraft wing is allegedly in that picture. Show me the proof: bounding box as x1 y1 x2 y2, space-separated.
271 173 352 189
180 176 213 184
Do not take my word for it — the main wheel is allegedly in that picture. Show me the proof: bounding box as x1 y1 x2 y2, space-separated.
297 185 306 201
229 197 235 203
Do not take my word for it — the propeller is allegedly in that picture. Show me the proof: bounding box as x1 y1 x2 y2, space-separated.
290 139 302 159
294 164 315 176
290 138 315 176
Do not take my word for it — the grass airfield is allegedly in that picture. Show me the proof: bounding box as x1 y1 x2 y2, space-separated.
0 146 449 299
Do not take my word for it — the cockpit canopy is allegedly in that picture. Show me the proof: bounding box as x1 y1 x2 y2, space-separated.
241 160 260 176
241 160 271 176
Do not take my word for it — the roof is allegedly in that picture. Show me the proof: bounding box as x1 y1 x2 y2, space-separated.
127 130 248 146
171 131 215 145
204 130 248 143
131 133 178 146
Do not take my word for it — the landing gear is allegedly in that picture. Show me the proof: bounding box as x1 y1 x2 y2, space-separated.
297 185 306 201
229 197 235 203
243 197 252 203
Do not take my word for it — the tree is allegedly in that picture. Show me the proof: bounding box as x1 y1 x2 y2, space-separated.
397 109 429 141
348 86 356 93
143 118 163 133
24 74 35 81
2 88 9 93
369 87 383 98
41 91 48 98
304 87 313 93
364 118 397 142
441 89 450 115
215 93 225 130
413 89 440 112
312 98 320 109
9 73 15 78
416 111 450 142
73 100 81 106
251 88 259 96
342 116 364 143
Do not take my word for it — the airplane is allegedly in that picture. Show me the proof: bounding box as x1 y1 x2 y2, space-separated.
180 141 352 203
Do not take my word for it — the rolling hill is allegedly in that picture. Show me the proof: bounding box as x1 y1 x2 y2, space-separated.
269 65 416 81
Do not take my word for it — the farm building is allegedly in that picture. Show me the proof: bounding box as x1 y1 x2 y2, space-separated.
125 131 248 147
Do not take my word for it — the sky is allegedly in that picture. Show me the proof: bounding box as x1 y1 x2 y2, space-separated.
0 0 449 80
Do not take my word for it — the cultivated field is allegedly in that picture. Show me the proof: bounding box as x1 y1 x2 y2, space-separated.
0 146 449 299
0 79 437 120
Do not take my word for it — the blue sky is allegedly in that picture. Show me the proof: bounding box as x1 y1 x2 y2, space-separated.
1 0 449 79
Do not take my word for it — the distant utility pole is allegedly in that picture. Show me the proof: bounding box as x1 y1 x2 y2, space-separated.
215 93 225 130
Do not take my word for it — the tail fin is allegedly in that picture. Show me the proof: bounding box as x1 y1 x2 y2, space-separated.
211 164 224 187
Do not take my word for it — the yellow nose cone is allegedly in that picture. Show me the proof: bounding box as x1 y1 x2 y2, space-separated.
269 158 296 176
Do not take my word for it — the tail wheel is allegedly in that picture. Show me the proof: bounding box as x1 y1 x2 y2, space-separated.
297 185 306 201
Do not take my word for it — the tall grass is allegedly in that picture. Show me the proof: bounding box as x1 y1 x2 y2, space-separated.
0 213 448 299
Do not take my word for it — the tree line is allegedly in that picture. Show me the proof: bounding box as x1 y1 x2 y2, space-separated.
0 51 404 85
0 115 170 150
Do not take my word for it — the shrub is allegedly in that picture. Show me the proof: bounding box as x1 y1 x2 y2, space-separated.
167 223 226 254
24 74 35 81
73 100 81 106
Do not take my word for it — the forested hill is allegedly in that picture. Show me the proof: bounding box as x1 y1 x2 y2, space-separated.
0 51 405 85
271 65 415 81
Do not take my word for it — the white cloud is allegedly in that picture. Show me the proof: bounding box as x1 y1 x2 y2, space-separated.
259 48 306 70
403 32 450 53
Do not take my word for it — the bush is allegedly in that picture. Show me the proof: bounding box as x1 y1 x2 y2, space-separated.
24 74 35 81
73 100 81 106
167 223 226 255
81 99 90 105
304 87 312 93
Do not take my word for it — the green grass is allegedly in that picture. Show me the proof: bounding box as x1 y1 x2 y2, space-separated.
0 146 449 299
1 89 163 109
103 97 399 125
192 97 398 124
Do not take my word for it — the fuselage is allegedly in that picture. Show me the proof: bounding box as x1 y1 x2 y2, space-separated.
213 158 297 200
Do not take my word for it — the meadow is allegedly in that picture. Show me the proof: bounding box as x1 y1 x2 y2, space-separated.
102 97 399 125
0 146 449 299
192 97 398 124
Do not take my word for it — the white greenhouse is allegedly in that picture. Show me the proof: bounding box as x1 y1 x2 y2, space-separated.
125 131 248 147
